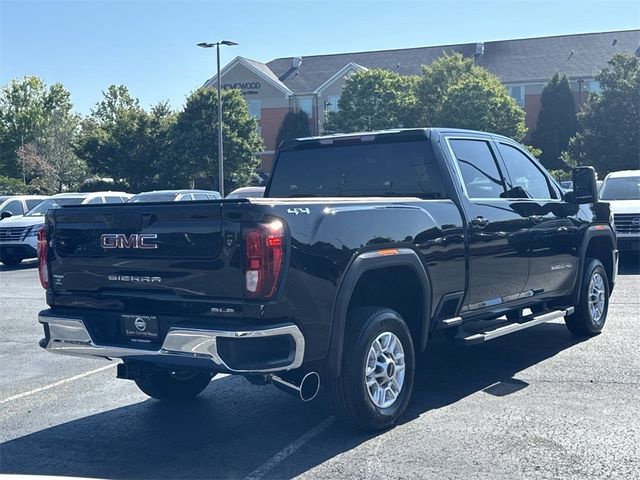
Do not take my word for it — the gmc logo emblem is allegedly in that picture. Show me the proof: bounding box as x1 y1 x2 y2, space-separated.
100 233 158 249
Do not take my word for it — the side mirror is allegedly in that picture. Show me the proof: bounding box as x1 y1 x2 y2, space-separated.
0 211 12 220
567 166 598 204
501 186 529 199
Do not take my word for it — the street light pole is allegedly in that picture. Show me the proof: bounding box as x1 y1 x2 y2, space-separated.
216 44 224 196
197 40 238 197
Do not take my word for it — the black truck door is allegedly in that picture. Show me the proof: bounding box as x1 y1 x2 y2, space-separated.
495 141 580 296
445 137 530 311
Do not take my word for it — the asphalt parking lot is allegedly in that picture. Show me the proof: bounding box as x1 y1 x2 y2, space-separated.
1 256 639 479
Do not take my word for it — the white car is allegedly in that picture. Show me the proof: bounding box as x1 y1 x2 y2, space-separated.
225 186 265 199
0 195 49 220
0 191 131 266
599 170 640 253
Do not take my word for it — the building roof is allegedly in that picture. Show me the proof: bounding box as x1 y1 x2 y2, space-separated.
261 29 639 93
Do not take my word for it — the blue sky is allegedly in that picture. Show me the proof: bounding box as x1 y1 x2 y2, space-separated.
1 0 638 114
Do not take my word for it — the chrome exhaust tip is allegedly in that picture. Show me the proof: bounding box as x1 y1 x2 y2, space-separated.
271 371 320 402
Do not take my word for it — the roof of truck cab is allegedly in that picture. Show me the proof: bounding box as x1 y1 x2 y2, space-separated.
291 127 513 143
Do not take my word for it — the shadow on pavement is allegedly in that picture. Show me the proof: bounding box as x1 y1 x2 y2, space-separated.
0 322 587 479
0 259 38 272
618 251 640 275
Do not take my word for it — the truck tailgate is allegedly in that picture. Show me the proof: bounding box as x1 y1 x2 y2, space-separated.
48 201 244 301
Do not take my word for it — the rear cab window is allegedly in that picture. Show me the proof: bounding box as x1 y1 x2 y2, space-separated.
497 143 559 200
447 138 506 199
267 138 447 199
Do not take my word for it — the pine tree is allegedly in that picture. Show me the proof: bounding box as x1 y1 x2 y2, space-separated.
275 110 311 148
531 73 577 170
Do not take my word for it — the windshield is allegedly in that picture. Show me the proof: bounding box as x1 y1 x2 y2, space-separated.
129 193 179 203
600 176 640 200
25 197 85 216
268 139 446 199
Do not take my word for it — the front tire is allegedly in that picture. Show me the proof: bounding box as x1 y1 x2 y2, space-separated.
135 367 213 401
565 258 610 336
328 307 415 431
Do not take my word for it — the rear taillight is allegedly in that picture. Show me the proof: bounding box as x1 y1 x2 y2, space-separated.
37 227 48 289
243 220 285 299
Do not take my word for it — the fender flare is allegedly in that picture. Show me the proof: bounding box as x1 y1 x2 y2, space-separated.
325 247 432 378
569 225 617 305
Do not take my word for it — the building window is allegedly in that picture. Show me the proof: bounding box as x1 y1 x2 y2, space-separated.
297 97 313 117
247 99 261 119
507 85 525 107
326 95 340 113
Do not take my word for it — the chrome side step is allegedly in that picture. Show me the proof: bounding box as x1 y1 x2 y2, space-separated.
456 307 574 346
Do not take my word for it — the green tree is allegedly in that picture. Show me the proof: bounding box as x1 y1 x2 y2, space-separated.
568 54 640 175
0 76 71 179
0 176 30 195
78 85 144 183
416 53 475 125
275 110 311 148
325 69 419 133
436 75 526 140
417 53 526 139
18 111 86 193
530 73 577 170
166 88 262 190
78 86 175 192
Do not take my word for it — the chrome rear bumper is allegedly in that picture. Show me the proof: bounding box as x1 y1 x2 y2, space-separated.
38 313 305 374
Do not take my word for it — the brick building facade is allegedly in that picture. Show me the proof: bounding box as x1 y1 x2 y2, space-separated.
204 29 640 173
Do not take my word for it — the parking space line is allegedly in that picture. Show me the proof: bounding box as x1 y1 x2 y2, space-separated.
0 363 117 405
244 416 335 480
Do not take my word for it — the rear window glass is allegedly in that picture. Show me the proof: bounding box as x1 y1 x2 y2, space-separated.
268 140 446 198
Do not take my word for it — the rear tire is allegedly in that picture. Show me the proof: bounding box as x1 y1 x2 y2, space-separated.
328 307 415 431
565 258 609 337
135 367 213 401
1 256 22 266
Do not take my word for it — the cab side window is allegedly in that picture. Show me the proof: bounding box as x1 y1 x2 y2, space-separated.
104 196 124 204
498 143 557 200
449 139 506 199
192 193 209 200
86 197 103 204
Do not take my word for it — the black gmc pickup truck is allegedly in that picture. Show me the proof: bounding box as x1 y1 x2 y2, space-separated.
37 128 618 430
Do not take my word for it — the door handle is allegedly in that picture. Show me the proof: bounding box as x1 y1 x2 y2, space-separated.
529 215 545 224
470 216 490 228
